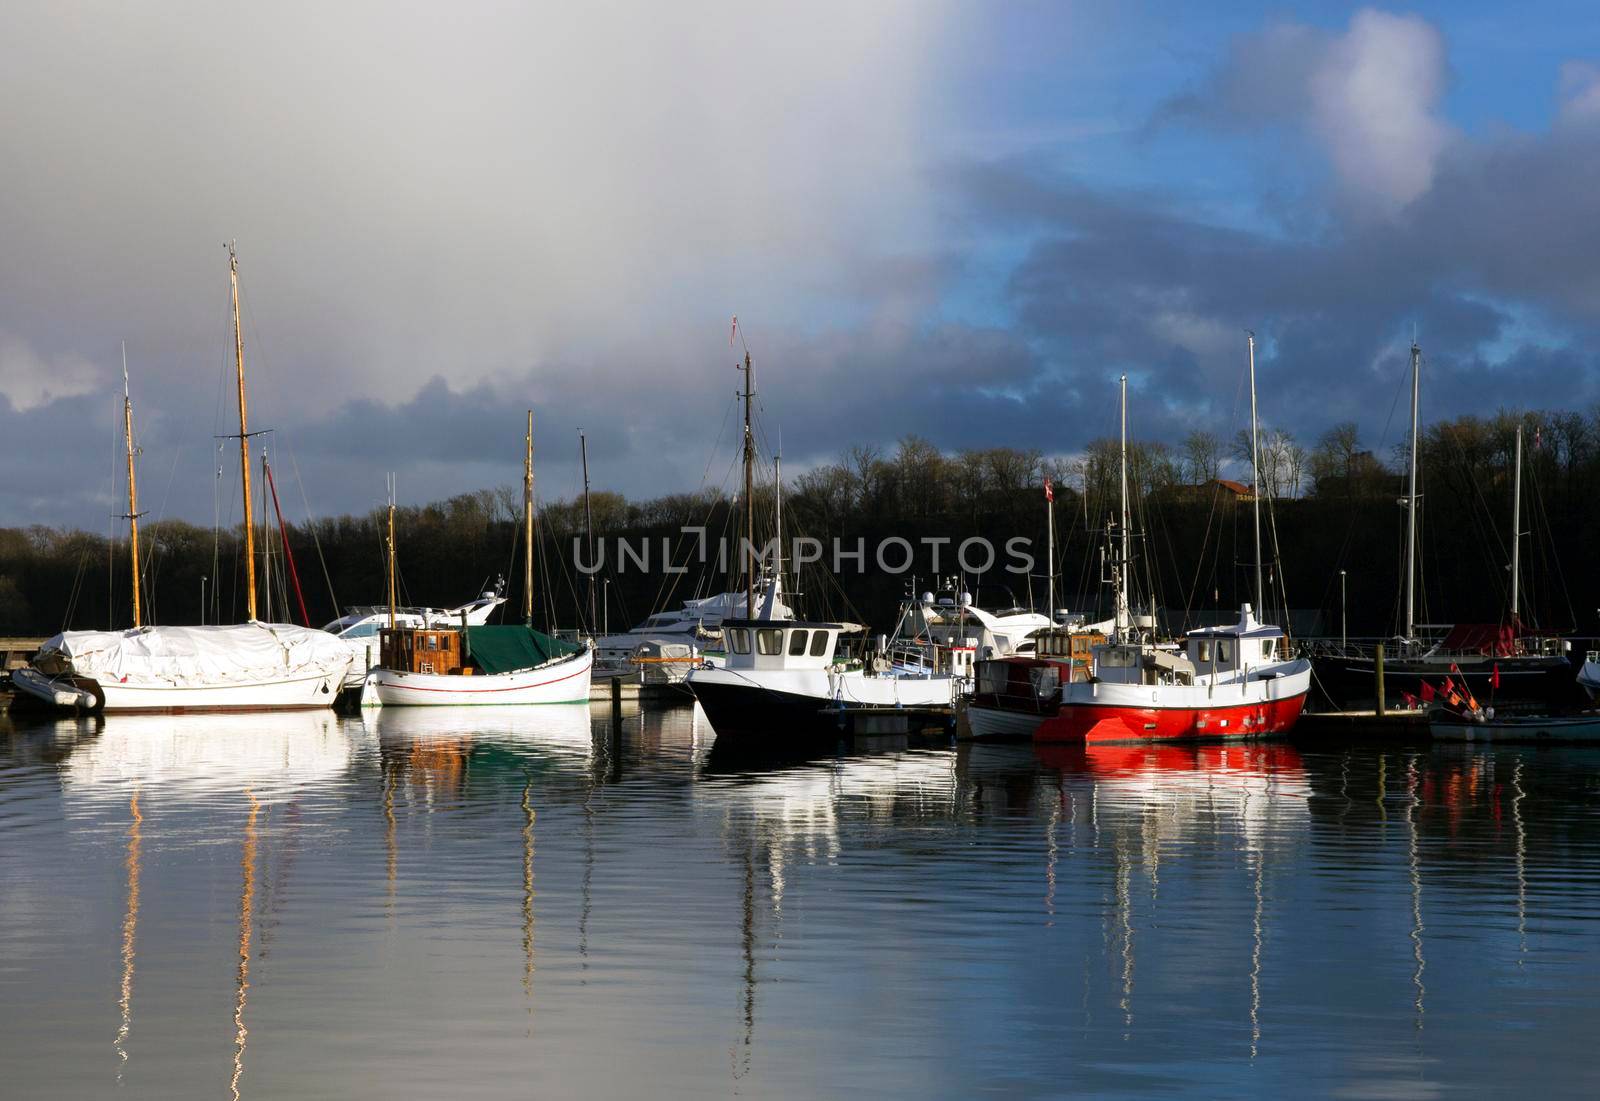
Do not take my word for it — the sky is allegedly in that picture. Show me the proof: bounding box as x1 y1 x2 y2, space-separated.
3 2 1599 530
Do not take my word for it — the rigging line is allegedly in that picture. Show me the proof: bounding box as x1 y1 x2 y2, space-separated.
287 451 340 619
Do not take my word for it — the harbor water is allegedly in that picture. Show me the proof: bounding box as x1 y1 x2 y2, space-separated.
2 705 1598 1098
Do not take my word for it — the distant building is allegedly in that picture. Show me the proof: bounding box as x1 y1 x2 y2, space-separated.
1162 478 1256 503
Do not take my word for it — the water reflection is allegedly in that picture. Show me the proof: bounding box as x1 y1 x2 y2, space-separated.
5 709 1600 1098
113 792 140 1075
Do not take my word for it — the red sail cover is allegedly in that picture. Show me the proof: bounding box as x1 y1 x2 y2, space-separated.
1438 622 1519 657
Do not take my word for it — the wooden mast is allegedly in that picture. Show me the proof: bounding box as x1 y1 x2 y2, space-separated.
121 345 143 628
741 351 755 619
228 242 257 621
1510 423 1523 622
524 412 535 624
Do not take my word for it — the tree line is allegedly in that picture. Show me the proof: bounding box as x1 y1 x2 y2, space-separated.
2 409 1596 640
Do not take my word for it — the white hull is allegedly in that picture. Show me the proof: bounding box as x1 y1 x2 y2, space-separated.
362 648 593 706
963 704 1046 741
687 665 958 709
1060 663 1313 712
12 664 343 713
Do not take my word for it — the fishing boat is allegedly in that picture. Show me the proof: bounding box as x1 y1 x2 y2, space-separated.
1310 345 1573 710
686 351 988 744
1035 343 1311 744
360 413 593 707
10 247 354 713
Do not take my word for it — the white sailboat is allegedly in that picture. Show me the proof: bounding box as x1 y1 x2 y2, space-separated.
359 411 593 707
11 246 353 713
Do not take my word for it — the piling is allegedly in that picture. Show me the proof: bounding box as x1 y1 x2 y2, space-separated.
1375 642 1386 717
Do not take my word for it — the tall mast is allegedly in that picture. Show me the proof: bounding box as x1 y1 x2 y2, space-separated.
121 345 143 628
774 450 784 600
1117 373 1131 634
524 412 535 624
386 475 397 630
1510 422 1523 624
228 242 257 621
1404 341 1421 641
1247 332 1263 613
579 430 596 633
1046 479 1055 621
260 447 272 621
741 351 755 619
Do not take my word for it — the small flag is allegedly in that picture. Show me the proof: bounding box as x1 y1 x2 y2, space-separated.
1490 663 1501 690
730 315 738 347
1044 477 1054 503
1402 690 1418 709
1421 681 1435 702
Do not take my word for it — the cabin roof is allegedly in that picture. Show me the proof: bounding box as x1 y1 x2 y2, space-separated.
720 618 847 630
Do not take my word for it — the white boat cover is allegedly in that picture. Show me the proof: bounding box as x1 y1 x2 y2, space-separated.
35 623 355 687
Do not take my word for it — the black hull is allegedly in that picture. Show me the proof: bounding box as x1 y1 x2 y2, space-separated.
1309 653 1578 712
689 679 952 750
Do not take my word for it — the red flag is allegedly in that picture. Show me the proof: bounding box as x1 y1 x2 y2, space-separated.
1449 662 1460 674
1044 477 1054 503
1421 681 1435 702
1401 691 1418 708
1491 663 1501 690
729 315 738 347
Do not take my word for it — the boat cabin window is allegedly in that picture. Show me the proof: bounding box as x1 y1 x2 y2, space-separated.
1261 638 1275 660
427 634 439 650
809 631 830 657
788 629 809 656
1196 639 1212 664
729 629 750 655
1100 646 1136 669
1217 639 1233 664
757 629 783 656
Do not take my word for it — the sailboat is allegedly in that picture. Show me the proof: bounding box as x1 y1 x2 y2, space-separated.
1310 345 1572 710
359 412 594 706
1034 341 1312 743
11 246 354 713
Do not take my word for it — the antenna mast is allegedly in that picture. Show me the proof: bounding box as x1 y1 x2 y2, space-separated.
1404 341 1421 641
580 430 597 633
1510 422 1523 624
386 474 397 630
741 351 755 620
121 345 144 628
1117 373 1131 635
228 242 257 621
1247 332 1263 612
525 412 535 624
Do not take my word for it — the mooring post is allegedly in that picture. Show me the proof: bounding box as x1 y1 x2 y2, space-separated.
1375 642 1387 718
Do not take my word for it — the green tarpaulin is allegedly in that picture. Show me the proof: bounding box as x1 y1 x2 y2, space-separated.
464 625 582 674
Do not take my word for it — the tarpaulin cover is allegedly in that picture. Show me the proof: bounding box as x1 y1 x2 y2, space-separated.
37 623 355 686
464 626 582 674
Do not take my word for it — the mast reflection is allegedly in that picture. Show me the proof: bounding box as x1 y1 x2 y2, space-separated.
114 792 141 1076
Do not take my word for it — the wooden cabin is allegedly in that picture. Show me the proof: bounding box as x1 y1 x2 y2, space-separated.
380 627 472 676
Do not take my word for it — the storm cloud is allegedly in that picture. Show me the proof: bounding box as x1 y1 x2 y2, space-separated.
2 4 1598 528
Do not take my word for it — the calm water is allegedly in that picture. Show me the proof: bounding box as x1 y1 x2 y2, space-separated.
3 705 1599 1099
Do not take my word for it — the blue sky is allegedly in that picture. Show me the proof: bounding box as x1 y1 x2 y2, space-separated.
2 3 1598 528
